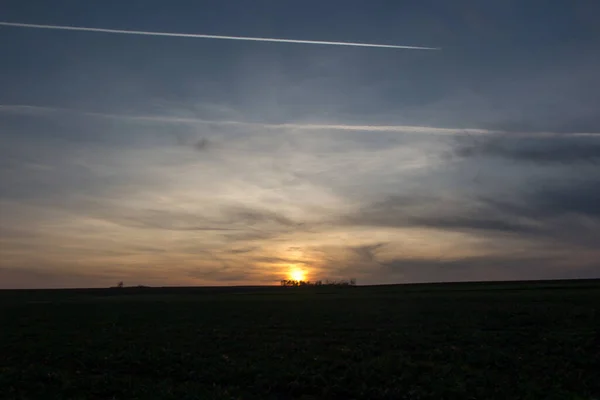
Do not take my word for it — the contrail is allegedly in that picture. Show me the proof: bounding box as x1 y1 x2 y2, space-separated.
6 104 600 137
0 21 440 50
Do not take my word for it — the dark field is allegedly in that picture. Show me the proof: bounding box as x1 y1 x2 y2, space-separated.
1 280 599 399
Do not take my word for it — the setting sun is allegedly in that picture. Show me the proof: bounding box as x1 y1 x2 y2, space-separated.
289 269 305 281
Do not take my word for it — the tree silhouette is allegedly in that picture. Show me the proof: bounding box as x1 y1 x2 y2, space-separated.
280 278 356 287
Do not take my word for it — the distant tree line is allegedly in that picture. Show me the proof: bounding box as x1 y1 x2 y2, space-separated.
110 282 150 289
280 278 357 287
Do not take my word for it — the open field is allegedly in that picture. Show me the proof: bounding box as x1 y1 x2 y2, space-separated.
1 280 599 399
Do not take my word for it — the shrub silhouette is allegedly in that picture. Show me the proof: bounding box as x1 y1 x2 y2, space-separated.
280 278 356 287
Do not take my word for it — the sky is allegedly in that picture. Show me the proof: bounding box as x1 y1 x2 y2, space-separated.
1 0 600 288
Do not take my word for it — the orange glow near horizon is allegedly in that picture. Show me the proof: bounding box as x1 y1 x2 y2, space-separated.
289 269 306 281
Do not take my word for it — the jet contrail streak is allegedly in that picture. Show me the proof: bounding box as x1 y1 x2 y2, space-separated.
0 21 440 50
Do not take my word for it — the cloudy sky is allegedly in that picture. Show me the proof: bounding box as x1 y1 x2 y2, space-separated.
1 0 600 288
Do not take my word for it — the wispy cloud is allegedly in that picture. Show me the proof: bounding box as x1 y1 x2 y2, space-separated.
5 104 600 138
0 104 488 135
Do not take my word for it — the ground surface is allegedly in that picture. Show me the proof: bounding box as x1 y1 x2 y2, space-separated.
1 280 599 399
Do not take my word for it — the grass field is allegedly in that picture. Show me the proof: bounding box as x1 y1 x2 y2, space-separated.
1 279 599 399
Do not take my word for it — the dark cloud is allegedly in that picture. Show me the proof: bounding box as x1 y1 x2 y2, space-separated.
225 206 301 228
474 178 600 233
342 195 540 235
380 255 600 283
454 134 600 165
220 229 286 243
350 243 386 264
98 209 239 232
306 243 389 281
342 176 600 250
528 179 600 218
96 205 304 233
216 206 315 242
212 205 312 242
193 138 210 151
343 195 432 228
412 214 541 235
251 256 311 265
227 246 258 254
479 179 600 249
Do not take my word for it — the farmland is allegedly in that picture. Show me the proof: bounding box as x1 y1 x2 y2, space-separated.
1 279 599 399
